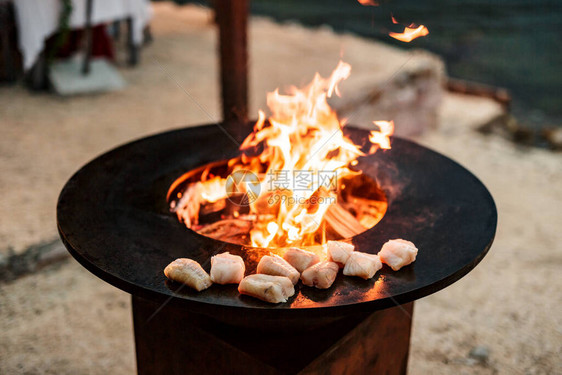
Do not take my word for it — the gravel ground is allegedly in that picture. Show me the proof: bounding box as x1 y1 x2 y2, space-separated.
1 4 560 375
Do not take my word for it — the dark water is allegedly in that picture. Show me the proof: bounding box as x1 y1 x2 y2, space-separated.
175 0 562 127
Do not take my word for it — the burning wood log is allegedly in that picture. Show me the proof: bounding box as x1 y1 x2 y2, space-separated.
200 199 226 215
340 197 387 229
172 177 228 227
172 182 203 227
324 203 366 238
197 219 252 242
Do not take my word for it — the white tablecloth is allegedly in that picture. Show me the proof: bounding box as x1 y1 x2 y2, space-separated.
13 0 152 70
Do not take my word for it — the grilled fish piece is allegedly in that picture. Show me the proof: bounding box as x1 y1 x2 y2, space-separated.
283 247 320 273
210 252 245 285
238 274 295 303
343 252 382 280
378 239 418 271
300 261 339 289
257 254 300 284
327 240 354 267
164 258 212 291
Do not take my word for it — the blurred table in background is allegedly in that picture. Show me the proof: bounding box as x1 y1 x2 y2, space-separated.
13 0 152 72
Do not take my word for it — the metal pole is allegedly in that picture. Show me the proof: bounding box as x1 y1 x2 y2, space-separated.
215 0 249 126
82 0 93 75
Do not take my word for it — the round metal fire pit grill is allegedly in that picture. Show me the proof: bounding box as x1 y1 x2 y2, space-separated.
57 123 496 323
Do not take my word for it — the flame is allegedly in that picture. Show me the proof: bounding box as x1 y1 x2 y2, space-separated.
369 120 394 152
389 16 429 42
239 61 368 247
357 0 379 6
177 61 393 248
200 176 226 203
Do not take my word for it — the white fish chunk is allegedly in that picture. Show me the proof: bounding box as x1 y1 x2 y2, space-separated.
238 274 295 303
283 247 320 273
300 261 339 289
378 239 418 271
164 258 212 291
210 252 245 285
257 254 300 284
343 252 382 280
327 240 354 267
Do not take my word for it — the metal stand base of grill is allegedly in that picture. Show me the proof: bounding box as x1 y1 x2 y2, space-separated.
133 295 414 375
57 124 496 375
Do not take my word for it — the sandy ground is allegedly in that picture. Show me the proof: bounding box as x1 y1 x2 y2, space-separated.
1 3 561 374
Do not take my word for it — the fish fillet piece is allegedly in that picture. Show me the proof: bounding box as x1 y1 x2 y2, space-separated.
327 240 355 267
300 261 339 289
283 247 320 273
164 258 212 291
210 252 245 285
343 252 382 280
238 274 295 303
257 254 300 284
378 239 418 271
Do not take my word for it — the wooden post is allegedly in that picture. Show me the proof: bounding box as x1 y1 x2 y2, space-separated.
215 0 249 126
127 17 139 66
132 295 413 375
81 0 94 75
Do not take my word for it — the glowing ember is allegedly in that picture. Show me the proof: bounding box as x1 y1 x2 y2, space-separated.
357 0 379 6
389 16 429 43
355 0 429 43
172 61 393 248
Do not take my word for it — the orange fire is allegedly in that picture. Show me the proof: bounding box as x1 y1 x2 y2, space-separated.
357 0 379 6
177 61 393 248
240 61 365 247
369 121 394 152
355 0 429 43
389 16 429 42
